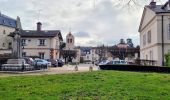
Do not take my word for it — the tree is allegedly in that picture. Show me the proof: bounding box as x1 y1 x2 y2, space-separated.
60 50 77 64
118 0 162 5
115 0 163 8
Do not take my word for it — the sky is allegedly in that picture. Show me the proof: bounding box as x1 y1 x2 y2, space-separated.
0 0 167 47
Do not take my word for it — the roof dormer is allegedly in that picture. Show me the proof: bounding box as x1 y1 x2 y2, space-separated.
161 0 170 10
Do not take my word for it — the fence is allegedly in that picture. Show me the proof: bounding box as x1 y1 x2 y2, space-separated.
0 64 48 71
135 59 157 66
99 64 170 73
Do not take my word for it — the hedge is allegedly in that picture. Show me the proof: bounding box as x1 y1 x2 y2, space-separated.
99 64 170 73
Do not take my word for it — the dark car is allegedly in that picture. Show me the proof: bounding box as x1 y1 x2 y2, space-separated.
56 59 64 67
22 57 34 66
46 59 58 67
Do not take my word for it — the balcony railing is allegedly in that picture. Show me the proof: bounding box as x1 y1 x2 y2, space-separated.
135 59 157 66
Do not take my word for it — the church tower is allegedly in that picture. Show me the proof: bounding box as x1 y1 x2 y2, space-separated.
66 32 75 50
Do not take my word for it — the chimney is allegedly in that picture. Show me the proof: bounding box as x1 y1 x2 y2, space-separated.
16 16 22 29
150 0 156 8
37 22 42 31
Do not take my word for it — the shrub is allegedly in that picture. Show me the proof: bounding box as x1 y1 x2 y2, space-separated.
165 53 170 66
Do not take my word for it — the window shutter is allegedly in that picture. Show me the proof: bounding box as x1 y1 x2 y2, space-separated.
37 39 40 46
25 39 28 45
168 24 170 40
44 39 47 46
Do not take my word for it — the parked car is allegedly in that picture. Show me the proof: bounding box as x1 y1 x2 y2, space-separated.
22 57 34 66
98 60 110 66
56 59 64 67
46 59 58 67
108 60 128 65
34 59 51 67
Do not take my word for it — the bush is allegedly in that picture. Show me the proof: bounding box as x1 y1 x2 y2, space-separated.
165 53 170 66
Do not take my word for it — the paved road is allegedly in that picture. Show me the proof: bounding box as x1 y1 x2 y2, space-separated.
0 64 100 77
52 63 99 71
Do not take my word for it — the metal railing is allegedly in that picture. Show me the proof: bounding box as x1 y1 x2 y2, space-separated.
135 59 157 66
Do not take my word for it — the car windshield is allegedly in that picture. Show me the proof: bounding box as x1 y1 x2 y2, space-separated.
43 60 48 62
114 61 120 64
121 61 125 63
37 60 42 62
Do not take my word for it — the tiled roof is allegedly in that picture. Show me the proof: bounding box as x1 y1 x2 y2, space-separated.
0 13 17 28
146 5 170 14
21 30 63 40
9 30 63 41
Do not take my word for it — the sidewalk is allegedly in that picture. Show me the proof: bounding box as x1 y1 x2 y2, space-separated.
0 64 99 77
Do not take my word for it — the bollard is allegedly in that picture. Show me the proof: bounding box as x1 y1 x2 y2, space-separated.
89 66 93 71
22 61 25 71
75 65 78 71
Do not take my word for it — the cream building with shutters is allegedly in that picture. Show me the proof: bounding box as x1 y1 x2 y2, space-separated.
139 0 170 66
15 22 63 59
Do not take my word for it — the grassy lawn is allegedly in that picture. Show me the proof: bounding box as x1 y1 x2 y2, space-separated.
0 71 170 100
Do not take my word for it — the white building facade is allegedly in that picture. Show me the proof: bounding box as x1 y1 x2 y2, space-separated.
19 22 63 59
139 0 170 66
0 14 21 54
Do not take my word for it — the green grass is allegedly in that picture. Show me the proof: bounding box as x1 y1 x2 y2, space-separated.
0 71 170 100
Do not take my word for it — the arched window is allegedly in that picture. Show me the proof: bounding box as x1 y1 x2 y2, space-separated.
70 39 72 43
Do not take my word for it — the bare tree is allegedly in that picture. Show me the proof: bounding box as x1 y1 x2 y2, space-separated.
116 0 163 6
112 0 164 11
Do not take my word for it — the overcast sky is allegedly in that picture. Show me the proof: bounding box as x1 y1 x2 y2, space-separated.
0 0 167 47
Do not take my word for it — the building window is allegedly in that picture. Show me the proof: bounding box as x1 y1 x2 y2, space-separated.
70 39 72 43
9 22 12 25
39 39 45 46
87 56 89 59
2 43 5 47
22 52 26 57
3 30 6 34
147 30 151 43
146 55 148 60
168 24 170 39
39 52 45 59
143 34 146 46
8 42 12 49
21 39 26 46
150 50 153 60
2 20 5 23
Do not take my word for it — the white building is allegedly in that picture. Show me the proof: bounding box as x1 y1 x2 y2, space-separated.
0 13 21 54
66 32 74 50
139 0 170 66
80 47 99 62
64 32 81 63
16 22 63 59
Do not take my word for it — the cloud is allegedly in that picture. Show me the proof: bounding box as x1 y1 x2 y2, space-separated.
0 0 145 46
74 31 90 38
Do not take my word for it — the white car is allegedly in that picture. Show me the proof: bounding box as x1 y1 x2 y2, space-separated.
98 60 110 66
111 60 128 65
34 59 51 67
